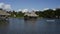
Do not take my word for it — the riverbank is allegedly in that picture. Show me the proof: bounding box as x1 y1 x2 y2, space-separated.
10 16 60 19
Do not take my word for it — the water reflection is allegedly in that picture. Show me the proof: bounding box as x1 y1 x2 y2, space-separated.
44 20 60 34
0 20 9 34
24 19 37 24
0 18 60 34
23 19 38 34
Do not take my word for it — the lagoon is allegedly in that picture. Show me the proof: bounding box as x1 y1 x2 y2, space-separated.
0 18 60 34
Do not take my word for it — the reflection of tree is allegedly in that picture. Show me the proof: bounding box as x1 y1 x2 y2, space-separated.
24 19 37 26
0 20 9 24
23 19 37 33
0 20 9 34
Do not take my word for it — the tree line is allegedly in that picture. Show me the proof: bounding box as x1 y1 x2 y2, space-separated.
0 8 60 18
7 8 60 18
35 8 60 18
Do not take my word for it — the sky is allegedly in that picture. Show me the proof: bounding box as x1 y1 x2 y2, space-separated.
0 0 60 12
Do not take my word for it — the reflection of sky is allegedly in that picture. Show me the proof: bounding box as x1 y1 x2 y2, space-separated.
24 19 37 27
0 23 9 34
0 18 60 34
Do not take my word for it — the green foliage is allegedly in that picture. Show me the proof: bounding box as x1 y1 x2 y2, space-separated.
7 8 60 18
9 11 24 18
35 8 60 18
16 12 24 17
55 8 60 16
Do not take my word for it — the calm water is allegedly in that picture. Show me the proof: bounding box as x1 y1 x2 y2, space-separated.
0 18 60 34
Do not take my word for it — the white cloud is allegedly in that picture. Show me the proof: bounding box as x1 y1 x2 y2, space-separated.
41 8 49 11
17 9 22 11
32 9 39 11
16 9 29 13
22 9 28 13
0 3 12 11
34 10 39 11
31 8 35 11
4 4 11 10
0 3 4 8
43 8 49 10
53 9 56 11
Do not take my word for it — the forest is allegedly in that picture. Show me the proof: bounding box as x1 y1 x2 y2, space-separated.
3 8 60 18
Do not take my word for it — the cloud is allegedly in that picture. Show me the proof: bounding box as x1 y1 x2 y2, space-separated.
0 3 4 8
22 9 28 13
33 9 39 11
53 9 56 10
17 9 29 13
17 9 22 11
17 8 40 12
4 4 11 10
43 8 49 10
0 3 12 11
31 8 39 11
41 8 49 11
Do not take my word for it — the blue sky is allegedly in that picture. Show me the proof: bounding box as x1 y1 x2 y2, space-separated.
0 0 60 11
